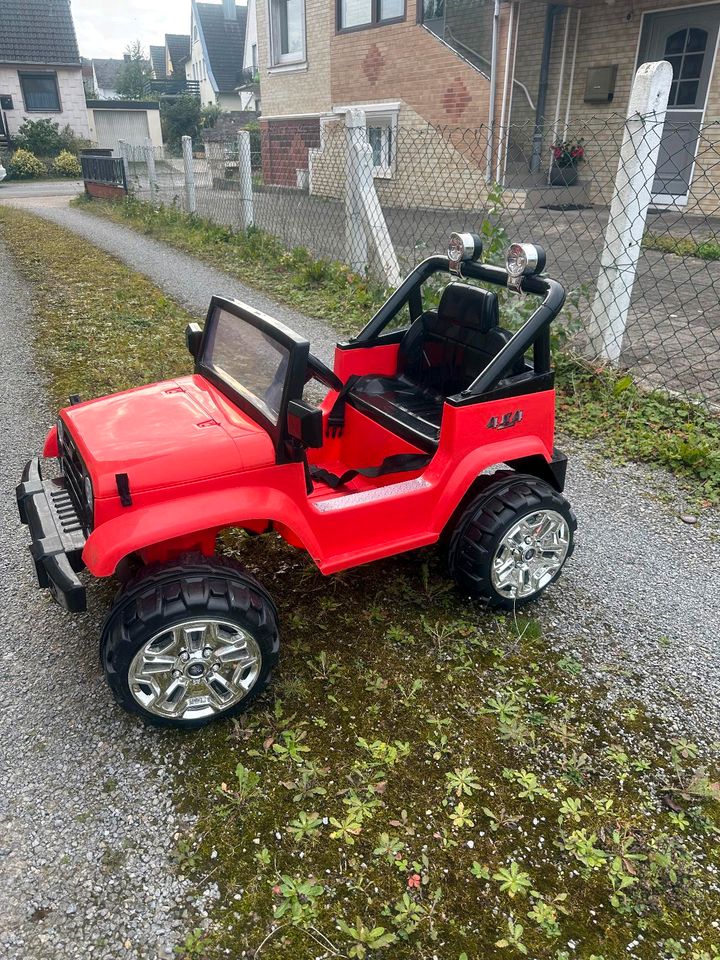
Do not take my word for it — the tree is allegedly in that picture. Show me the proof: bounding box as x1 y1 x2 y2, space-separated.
117 40 151 101
160 95 202 152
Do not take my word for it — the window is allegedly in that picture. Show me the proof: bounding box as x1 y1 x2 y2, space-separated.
251 43 258 73
664 27 708 107
19 72 60 112
269 0 305 66
367 116 395 176
338 0 404 30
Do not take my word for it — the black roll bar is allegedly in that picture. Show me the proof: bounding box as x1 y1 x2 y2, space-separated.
351 256 566 399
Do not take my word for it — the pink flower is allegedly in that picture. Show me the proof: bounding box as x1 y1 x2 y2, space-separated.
407 873 421 889
272 885 281 895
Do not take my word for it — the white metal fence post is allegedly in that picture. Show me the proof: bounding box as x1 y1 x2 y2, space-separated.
345 109 369 275
118 139 130 192
182 135 196 214
143 136 158 199
237 130 254 230
344 109 400 286
587 60 673 363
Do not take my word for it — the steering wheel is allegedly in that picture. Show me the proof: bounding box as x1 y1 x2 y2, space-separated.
306 352 343 393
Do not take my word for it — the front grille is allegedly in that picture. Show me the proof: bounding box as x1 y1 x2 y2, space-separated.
58 425 93 533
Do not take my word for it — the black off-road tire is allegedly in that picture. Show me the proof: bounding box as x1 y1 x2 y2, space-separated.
447 472 577 609
101 553 280 729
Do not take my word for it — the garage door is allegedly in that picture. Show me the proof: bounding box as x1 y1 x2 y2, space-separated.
94 110 151 150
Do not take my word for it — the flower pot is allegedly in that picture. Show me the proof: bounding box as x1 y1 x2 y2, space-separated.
550 163 579 186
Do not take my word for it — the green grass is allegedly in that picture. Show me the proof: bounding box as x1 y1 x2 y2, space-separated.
72 195 720 505
1 205 719 960
643 232 720 261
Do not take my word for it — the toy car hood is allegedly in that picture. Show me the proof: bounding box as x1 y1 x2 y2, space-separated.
61 375 275 498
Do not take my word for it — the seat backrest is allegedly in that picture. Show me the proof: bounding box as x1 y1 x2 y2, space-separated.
398 283 511 395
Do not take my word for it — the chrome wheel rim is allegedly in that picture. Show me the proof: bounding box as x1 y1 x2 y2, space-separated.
491 509 571 601
128 619 262 721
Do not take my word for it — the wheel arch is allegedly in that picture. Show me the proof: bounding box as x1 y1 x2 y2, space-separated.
83 487 322 577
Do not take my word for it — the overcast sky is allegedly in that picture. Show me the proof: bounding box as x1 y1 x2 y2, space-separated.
71 0 195 59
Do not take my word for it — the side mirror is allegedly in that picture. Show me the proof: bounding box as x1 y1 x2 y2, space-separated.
186 322 203 359
287 399 323 449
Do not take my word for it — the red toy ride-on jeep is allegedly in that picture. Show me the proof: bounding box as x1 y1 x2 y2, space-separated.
17 233 576 729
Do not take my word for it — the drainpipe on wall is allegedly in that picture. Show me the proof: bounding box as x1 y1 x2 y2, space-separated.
486 0 502 182
530 3 560 174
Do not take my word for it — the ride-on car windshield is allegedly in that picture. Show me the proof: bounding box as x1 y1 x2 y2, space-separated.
203 307 290 423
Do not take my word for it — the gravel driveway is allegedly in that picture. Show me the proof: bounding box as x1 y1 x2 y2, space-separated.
1 197 718 957
0 246 198 960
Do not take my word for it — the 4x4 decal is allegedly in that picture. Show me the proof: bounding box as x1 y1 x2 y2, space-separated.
487 410 524 430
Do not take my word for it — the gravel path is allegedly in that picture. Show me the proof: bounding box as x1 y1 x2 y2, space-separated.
5 196 337 366
0 244 200 960
0 200 718 958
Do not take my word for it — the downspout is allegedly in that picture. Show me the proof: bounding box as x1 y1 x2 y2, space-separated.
563 7 581 139
530 3 560 174
486 0 502 182
495 0 516 182
548 6 570 183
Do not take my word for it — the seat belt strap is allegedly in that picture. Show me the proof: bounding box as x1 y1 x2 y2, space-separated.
310 452 431 490
326 375 361 438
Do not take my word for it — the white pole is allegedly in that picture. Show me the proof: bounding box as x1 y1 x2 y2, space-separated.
485 0 501 182
118 139 130 193
345 109 368 275
563 8 581 140
549 8 571 183
587 61 673 363
182 135 196 214
495 0 516 183
237 130 254 229
144 137 158 199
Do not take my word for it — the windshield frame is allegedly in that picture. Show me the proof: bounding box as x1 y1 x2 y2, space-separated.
196 296 310 461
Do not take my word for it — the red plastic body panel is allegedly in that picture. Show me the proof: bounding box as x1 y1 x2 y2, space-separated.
60 332 556 580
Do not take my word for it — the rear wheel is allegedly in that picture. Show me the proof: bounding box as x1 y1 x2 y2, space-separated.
447 472 576 609
101 554 279 729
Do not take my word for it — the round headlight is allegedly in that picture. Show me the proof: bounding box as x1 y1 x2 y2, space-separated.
506 242 545 278
84 475 94 515
448 232 482 264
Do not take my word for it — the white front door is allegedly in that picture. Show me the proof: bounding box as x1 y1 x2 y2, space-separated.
638 4 720 204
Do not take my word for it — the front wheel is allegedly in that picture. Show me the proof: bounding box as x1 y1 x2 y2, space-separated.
447 472 576 609
101 554 280 729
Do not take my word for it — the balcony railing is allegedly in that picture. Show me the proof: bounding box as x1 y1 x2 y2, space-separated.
144 78 201 98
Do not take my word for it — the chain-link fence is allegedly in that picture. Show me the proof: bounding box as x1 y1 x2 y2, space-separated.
118 109 720 408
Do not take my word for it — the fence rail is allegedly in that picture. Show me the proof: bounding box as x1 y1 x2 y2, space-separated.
117 91 720 409
80 155 127 190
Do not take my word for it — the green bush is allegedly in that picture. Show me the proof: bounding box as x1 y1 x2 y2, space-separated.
53 150 82 178
13 119 88 158
8 148 46 179
160 95 202 152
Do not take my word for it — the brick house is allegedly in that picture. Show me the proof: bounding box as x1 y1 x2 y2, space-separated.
255 0 720 213
0 0 91 146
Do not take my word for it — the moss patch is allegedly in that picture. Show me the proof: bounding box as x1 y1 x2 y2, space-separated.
0 204 195 407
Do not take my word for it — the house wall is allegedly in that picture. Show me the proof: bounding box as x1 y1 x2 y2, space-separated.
309 102 493 210
260 115 322 186
331 16 494 131
256 0 332 117
190 5 218 106
0 65 91 138
510 0 720 213
244 0 259 74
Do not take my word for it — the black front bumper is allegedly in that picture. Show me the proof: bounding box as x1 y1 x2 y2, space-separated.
16 458 87 612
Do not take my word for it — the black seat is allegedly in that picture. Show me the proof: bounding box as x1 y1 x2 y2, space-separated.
348 283 519 451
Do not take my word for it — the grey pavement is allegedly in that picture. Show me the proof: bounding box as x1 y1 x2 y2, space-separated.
0 179 83 199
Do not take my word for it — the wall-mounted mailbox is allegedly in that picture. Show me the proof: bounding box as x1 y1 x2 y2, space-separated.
0 95 14 111
584 65 618 103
